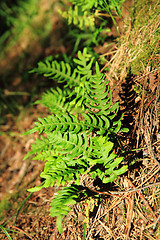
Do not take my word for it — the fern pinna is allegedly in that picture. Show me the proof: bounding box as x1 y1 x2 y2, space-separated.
24 48 128 233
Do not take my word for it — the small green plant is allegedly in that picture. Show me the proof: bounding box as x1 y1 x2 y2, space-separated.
59 0 125 52
24 48 128 233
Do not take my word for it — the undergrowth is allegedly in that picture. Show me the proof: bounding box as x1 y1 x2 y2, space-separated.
59 0 125 53
25 47 128 232
24 0 128 234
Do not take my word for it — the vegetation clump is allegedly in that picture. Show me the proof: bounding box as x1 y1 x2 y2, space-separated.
25 48 128 232
22 0 129 233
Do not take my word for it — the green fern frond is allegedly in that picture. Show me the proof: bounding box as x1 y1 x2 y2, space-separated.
28 131 91 190
28 113 86 135
73 48 94 78
30 48 96 111
85 62 113 115
84 62 123 135
30 48 94 91
35 88 70 113
89 136 127 183
69 0 99 11
59 5 95 31
49 186 81 233
32 135 127 232
47 132 90 162
24 105 118 140
26 48 128 233
23 136 49 160
69 0 125 14
30 57 81 88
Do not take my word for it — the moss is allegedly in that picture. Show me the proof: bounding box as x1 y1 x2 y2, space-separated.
0 194 14 221
0 191 23 221
128 0 160 75
131 0 158 29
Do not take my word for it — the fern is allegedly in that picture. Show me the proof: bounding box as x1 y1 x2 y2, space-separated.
64 0 126 29
58 0 125 53
58 2 105 52
69 0 125 14
25 48 128 233
49 185 87 233
30 56 80 88
30 48 95 110
34 88 70 113
69 0 100 11
30 49 93 88
59 5 95 31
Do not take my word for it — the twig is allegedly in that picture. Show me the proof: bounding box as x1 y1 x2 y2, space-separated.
12 226 34 240
144 115 160 168
153 215 160 231
86 180 160 196
124 193 134 240
124 177 155 216
134 69 158 81
109 182 160 195
98 219 116 239
85 204 101 240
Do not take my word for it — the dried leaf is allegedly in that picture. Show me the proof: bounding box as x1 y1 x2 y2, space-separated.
149 72 157 93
